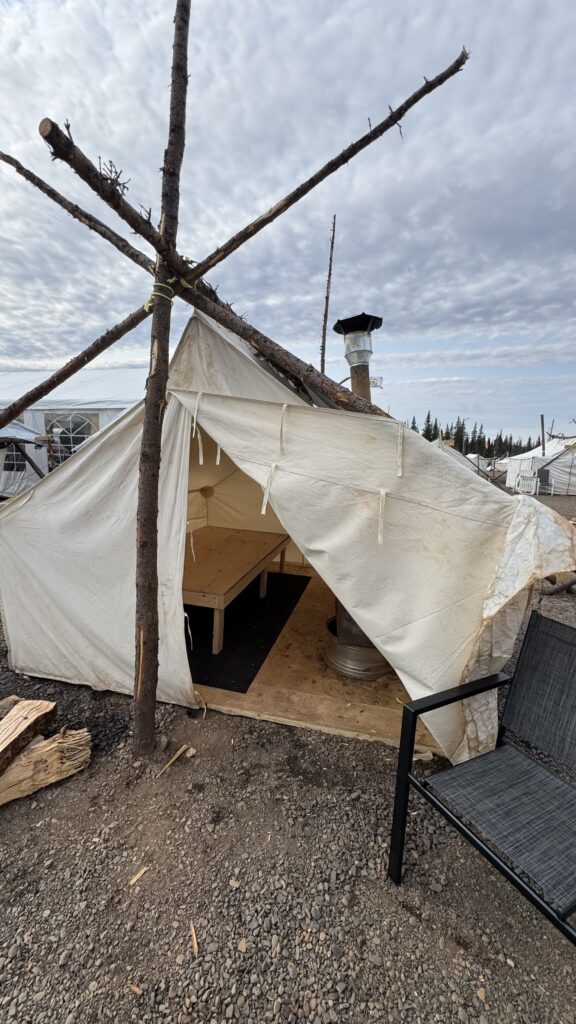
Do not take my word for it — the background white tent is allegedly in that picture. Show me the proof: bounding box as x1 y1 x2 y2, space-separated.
0 313 574 763
0 420 47 498
506 438 576 494
0 368 148 496
0 366 147 439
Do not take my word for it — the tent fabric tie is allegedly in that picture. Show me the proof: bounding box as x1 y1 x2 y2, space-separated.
261 462 277 515
184 610 194 651
279 404 288 456
378 489 387 546
196 427 204 465
188 525 196 562
397 422 404 478
192 392 202 439
215 443 221 466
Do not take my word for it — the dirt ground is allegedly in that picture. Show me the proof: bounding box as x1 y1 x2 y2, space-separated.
1 593 575 1022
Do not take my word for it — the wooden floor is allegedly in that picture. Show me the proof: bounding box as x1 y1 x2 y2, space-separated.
194 571 439 755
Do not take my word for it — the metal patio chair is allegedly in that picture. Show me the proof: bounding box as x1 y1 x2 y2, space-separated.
388 611 576 944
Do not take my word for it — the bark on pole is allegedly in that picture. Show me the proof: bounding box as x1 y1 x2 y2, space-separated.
320 214 336 375
0 307 151 432
8 145 387 419
133 0 191 755
38 48 468 294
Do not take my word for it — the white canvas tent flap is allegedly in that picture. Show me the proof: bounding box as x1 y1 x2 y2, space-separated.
0 311 574 763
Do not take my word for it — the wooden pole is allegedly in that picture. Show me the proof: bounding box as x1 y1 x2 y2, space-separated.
133 0 191 755
12 443 45 479
0 306 151 432
4 149 388 419
320 214 336 375
4 151 386 418
39 48 468 296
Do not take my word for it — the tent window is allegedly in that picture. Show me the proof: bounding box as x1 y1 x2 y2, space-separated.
2 444 25 473
45 412 99 468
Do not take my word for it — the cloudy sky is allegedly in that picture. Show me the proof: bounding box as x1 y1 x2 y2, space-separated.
1 0 575 439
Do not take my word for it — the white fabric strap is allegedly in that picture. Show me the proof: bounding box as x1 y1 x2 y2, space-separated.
378 489 387 546
188 527 196 561
215 443 221 466
397 422 404 478
192 392 202 438
184 610 194 651
279 404 288 456
196 427 204 466
261 462 277 515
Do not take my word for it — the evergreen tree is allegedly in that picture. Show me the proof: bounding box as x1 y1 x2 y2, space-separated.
432 417 440 440
469 421 478 454
422 410 434 441
453 417 465 453
410 416 419 433
477 424 486 457
443 423 452 441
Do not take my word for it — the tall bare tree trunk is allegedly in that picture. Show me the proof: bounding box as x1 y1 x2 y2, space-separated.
133 0 191 755
319 214 336 375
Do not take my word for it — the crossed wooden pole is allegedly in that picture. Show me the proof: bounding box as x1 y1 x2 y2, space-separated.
0 2 468 752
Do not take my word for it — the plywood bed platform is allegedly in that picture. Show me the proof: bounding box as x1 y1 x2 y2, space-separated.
194 570 440 755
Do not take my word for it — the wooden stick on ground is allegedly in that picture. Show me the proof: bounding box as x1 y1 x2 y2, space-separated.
0 699 56 775
133 0 192 755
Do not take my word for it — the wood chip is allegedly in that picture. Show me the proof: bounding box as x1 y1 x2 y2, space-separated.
129 865 150 887
129 984 143 997
189 919 198 958
156 743 189 778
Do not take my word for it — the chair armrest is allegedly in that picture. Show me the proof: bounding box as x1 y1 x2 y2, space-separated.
407 672 511 718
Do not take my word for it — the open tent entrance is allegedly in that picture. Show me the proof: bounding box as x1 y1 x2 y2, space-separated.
181 425 439 753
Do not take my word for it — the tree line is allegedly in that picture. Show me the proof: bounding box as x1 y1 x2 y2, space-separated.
409 412 535 458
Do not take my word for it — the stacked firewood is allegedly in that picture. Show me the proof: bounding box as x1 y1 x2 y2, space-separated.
0 696 90 806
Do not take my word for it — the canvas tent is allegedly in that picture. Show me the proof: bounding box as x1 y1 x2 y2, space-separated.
0 312 574 763
506 439 576 495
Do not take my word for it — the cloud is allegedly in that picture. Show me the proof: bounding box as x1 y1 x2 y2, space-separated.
0 0 575 437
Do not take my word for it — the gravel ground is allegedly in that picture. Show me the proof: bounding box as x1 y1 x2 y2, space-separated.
1 586 575 1024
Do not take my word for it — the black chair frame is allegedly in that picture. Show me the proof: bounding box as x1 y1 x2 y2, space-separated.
387 671 576 945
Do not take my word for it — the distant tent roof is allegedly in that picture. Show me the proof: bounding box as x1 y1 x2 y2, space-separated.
0 420 43 444
0 367 149 411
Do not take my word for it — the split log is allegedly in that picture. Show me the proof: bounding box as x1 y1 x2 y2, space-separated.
0 729 91 807
133 0 191 755
0 306 151 432
0 695 23 722
0 699 56 775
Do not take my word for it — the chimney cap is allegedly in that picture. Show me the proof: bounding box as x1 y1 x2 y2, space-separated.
333 312 382 335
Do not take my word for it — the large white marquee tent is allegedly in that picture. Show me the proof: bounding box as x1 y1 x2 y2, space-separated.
0 313 574 763
506 439 576 494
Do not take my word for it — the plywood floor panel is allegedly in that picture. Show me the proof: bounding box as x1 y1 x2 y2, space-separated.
194 572 440 754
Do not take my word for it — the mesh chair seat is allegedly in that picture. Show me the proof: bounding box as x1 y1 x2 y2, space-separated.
428 743 576 916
